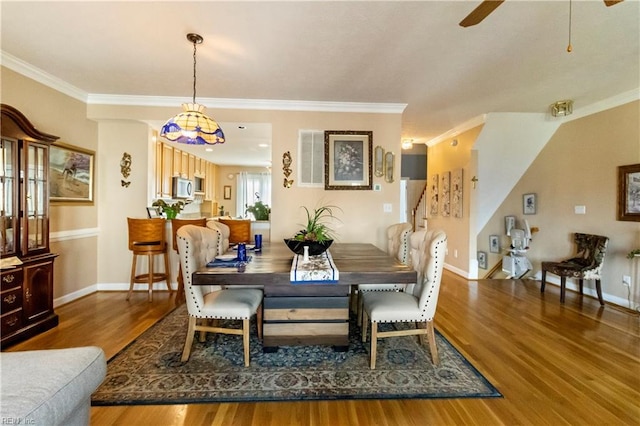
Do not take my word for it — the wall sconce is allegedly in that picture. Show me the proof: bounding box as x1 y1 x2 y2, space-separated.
451 139 458 147
550 100 574 117
401 139 414 150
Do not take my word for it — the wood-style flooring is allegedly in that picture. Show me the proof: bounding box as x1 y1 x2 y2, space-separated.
6 271 640 425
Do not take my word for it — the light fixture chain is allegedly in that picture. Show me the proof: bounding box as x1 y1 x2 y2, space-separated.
192 39 198 104
567 0 573 53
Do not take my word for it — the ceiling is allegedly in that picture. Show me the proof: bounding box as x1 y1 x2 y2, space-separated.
1 1 638 166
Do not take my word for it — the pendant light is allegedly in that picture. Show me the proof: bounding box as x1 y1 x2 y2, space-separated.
160 33 225 145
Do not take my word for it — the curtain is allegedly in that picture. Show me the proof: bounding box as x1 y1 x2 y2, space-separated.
236 172 271 218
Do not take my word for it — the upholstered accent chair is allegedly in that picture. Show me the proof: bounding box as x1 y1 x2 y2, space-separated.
362 229 447 369
541 233 609 305
177 225 263 365
356 222 413 325
206 219 231 254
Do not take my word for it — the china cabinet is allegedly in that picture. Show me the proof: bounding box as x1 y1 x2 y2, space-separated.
1 104 59 348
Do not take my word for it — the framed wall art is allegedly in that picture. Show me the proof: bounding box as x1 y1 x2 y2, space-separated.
440 171 451 217
223 185 232 200
489 235 500 253
523 193 536 215
49 142 95 203
429 174 439 216
324 130 372 190
478 251 488 269
452 168 463 218
618 163 640 221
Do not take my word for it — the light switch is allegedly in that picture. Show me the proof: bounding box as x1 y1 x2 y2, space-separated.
383 203 392 213
574 205 586 214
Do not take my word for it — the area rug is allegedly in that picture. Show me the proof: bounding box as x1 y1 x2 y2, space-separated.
92 305 501 405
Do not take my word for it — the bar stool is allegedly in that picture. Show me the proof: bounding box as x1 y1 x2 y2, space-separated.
171 218 207 305
127 218 172 302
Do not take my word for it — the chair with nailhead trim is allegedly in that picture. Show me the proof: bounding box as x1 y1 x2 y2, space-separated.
177 225 263 366
361 229 447 369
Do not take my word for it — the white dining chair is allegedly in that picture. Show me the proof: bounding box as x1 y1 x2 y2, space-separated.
361 229 447 369
356 222 413 325
206 219 231 254
177 225 263 366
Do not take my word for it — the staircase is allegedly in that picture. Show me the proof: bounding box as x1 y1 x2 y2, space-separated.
410 182 428 231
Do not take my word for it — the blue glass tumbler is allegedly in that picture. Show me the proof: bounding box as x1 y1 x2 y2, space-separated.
254 234 263 249
237 243 247 262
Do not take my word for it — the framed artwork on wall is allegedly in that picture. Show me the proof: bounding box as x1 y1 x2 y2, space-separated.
452 168 463 218
441 171 451 217
617 163 640 222
478 251 488 269
489 235 500 253
523 193 536 215
324 130 373 190
223 185 232 200
429 174 439 217
49 142 95 203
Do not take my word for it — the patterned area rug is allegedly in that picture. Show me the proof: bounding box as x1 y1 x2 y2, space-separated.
92 305 500 405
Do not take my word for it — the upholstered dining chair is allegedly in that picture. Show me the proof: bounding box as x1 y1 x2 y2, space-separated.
171 218 207 305
177 225 263 365
361 229 447 369
126 218 172 302
356 222 413 325
206 219 231 254
541 233 609 305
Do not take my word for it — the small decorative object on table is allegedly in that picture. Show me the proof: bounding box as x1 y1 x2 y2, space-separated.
284 204 341 256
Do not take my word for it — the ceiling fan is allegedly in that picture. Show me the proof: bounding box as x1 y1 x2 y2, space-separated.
459 0 624 28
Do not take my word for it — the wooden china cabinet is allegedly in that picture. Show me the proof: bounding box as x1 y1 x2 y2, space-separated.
1 104 59 348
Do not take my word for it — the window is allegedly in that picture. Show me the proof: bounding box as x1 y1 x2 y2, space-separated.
236 172 271 218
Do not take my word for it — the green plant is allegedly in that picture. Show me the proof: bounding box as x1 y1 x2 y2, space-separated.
245 201 271 221
627 249 640 259
152 199 185 219
292 205 341 243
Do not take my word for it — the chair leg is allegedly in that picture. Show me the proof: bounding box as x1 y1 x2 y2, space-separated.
370 321 378 369
127 254 138 301
163 251 173 295
540 270 547 293
181 316 197 362
243 319 250 367
578 279 584 294
147 254 154 302
595 280 605 306
356 292 364 327
361 310 368 342
256 303 263 340
560 276 566 303
426 320 439 365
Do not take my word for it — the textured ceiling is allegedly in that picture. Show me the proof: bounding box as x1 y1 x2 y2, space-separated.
2 1 638 166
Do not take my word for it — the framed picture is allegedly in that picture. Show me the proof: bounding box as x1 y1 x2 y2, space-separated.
429 174 439 217
223 185 232 200
523 193 536 215
618 163 640 221
146 207 161 218
478 251 488 270
49 142 95 203
452 168 463 218
441 171 451 217
505 215 516 236
489 235 500 253
324 130 372 190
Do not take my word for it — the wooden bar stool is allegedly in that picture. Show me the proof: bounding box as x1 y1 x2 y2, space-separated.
171 218 207 305
127 218 172 302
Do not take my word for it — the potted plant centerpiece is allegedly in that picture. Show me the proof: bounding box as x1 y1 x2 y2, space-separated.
152 199 185 219
284 204 341 256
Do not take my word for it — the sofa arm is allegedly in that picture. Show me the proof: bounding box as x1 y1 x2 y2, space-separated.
0 346 107 426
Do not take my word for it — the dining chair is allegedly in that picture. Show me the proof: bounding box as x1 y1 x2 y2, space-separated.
177 225 263 366
356 222 413 325
540 233 609 305
126 218 172 302
361 229 447 369
206 219 231 254
171 218 207 305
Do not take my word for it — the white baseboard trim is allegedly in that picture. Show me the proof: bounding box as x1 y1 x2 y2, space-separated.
444 264 470 279
96 282 178 292
50 227 99 242
54 284 97 308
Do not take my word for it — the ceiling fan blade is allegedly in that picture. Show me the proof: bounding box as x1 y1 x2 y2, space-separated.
459 0 506 28
603 0 623 6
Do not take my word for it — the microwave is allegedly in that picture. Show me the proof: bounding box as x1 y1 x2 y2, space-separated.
172 177 194 200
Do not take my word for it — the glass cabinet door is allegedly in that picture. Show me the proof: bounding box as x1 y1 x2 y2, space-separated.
0 138 17 256
23 141 49 256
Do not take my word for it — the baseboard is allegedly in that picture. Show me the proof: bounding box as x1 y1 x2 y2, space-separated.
53 284 98 308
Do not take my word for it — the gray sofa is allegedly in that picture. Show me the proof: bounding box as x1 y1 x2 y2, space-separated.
0 346 106 426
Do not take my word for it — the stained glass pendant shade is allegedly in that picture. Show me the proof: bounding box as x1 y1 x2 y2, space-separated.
161 33 225 145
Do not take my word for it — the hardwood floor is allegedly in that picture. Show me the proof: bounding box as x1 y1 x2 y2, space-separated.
6 271 639 425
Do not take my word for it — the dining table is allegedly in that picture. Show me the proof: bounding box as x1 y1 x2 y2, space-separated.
192 242 417 351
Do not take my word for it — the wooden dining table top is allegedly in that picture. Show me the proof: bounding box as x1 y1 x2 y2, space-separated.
192 242 416 287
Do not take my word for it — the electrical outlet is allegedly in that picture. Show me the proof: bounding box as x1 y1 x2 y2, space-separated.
622 275 632 286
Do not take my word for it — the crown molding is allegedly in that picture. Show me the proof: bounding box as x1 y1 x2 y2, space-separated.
426 114 487 147
86 94 407 114
1 51 88 102
567 88 640 122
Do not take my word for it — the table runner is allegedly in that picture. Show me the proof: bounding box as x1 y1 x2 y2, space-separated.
290 250 339 283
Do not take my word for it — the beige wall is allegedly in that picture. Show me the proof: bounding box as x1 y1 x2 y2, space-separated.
426 126 483 274
1 67 99 302
478 101 640 305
